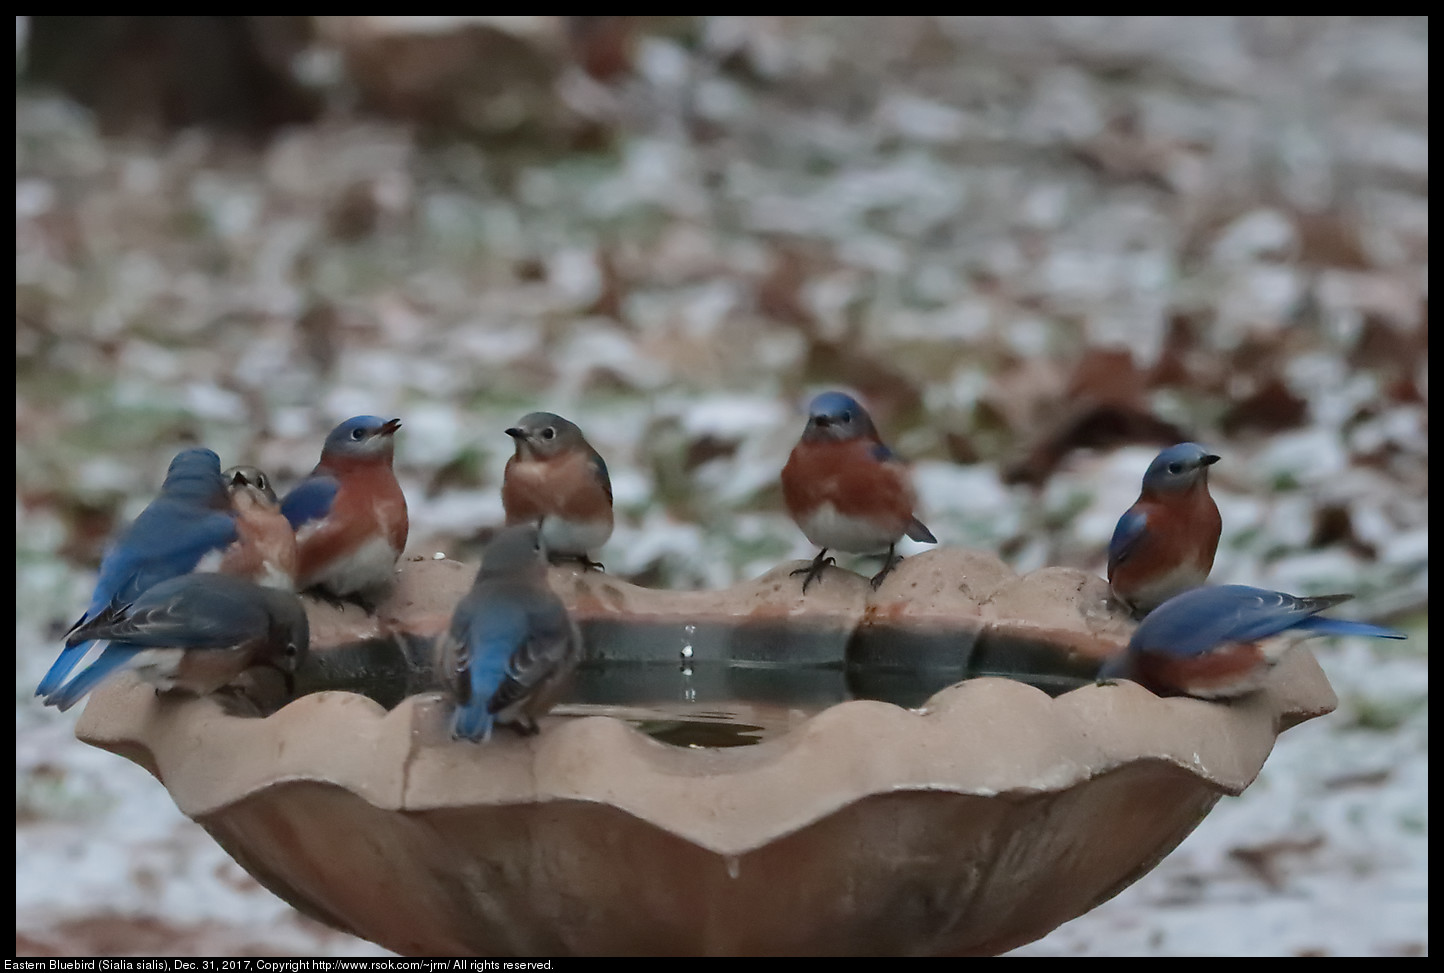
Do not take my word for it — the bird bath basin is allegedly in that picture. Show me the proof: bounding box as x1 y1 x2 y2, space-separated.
74 548 1337 956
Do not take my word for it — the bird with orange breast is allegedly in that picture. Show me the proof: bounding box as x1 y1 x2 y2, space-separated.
281 416 407 612
1107 443 1222 619
1098 584 1405 699
221 465 298 591
501 412 613 570
781 391 937 593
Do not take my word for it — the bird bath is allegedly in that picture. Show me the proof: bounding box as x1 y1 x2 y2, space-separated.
74 548 1337 956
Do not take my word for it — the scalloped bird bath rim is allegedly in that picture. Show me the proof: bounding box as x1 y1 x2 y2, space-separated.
74 550 1338 956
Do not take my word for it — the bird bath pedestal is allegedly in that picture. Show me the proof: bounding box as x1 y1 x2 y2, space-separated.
75 549 1337 955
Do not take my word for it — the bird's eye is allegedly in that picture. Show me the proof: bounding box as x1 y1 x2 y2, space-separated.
541 427 556 440
1167 462 1183 474
840 411 852 423
350 428 366 441
255 474 268 490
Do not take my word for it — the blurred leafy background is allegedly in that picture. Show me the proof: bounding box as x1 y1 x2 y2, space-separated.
15 16 1427 957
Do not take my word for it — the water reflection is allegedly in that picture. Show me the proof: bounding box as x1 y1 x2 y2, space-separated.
287 617 1101 748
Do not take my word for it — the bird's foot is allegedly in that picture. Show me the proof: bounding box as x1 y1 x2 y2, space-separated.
302 587 352 612
868 550 902 590
303 586 382 616
790 551 836 594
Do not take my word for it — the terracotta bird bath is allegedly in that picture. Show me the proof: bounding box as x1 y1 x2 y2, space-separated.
74 548 1337 956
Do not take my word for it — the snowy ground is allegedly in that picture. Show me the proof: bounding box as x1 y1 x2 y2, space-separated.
16 16 1427 957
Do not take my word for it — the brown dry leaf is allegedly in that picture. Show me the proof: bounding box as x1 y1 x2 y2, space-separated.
999 349 1189 486
802 339 924 428
1003 403 1191 487
1310 502 1377 559
1228 835 1326 890
1219 377 1309 436
1067 347 1148 407
684 434 740 472
755 245 819 330
587 245 627 322
25 17 319 137
566 16 638 82
334 19 575 141
1071 111 1183 194
1349 313 1425 375
327 180 384 242
1293 209 1372 270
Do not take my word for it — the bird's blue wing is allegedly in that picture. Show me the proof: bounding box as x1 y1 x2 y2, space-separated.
488 602 574 717
1132 587 1319 658
451 599 530 742
1107 508 1149 570
38 505 238 698
869 442 898 463
589 451 613 504
44 644 139 712
70 576 270 650
281 476 339 531
85 504 240 619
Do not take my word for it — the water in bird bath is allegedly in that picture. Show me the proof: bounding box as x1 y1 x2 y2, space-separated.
285 615 1101 748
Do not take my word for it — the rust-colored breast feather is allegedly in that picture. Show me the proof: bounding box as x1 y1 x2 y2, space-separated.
295 463 408 583
223 492 298 586
503 453 613 526
1181 485 1223 570
781 439 916 534
1137 640 1266 697
1112 487 1222 586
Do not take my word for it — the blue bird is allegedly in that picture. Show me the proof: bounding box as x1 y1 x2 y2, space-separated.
1098 584 1406 699
1107 443 1222 618
41 573 309 712
781 391 937 593
281 416 407 613
37 448 238 700
502 411 614 570
437 525 582 741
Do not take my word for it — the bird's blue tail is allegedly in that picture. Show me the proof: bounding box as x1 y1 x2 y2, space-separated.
43 646 133 713
1296 617 1407 640
1096 653 1133 682
451 702 495 742
35 640 94 698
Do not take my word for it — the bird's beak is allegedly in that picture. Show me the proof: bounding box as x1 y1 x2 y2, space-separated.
811 415 832 429
230 470 247 487
379 419 402 436
505 427 527 441
1201 454 1221 467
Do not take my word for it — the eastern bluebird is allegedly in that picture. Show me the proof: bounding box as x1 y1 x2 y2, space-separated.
221 465 298 591
281 416 408 612
1107 442 1222 618
781 391 937 593
1098 584 1406 699
41 573 309 712
502 412 613 570
437 524 583 741
36 447 238 700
